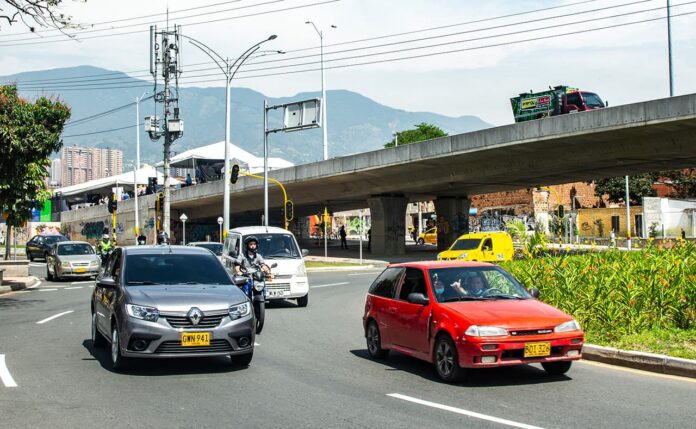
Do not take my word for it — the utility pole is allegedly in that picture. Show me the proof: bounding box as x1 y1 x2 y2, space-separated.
147 24 184 237
625 175 632 250
667 0 674 97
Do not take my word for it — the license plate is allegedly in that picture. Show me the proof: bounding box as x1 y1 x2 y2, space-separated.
75 267 87 273
524 341 551 358
267 290 284 298
181 332 210 347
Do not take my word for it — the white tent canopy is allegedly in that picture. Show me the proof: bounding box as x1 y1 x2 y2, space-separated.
164 141 294 173
56 164 179 198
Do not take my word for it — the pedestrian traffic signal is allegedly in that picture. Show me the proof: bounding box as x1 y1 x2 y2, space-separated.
231 164 240 184
557 204 565 218
285 200 294 221
108 195 117 213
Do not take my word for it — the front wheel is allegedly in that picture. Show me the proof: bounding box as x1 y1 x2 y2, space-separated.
417 238 425 245
253 300 265 335
297 294 309 308
434 335 466 382
541 361 572 375
46 265 54 281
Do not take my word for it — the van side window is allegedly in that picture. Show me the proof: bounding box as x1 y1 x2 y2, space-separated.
398 268 427 300
368 268 404 298
482 238 493 251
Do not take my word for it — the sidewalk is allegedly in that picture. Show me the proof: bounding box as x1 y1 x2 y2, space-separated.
0 276 40 295
298 238 440 264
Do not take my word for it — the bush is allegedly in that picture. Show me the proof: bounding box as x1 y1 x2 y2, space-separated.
499 240 696 343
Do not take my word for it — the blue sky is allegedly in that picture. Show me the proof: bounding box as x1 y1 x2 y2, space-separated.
0 0 694 125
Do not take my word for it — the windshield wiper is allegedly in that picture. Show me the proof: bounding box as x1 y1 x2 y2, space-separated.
487 294 525 300
126 281 161 285
441 296 482 302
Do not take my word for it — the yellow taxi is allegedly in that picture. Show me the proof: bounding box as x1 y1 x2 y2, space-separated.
437 231 514 262
417 227 437 245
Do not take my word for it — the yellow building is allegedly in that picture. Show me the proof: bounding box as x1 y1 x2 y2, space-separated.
577 207 644 238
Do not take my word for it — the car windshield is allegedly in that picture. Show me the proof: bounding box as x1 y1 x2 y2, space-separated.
193 243 223 256
57 244 94 255
251 234 301 259
428 266 531 302
44 236 66 245
581 92 604 108
450 239 481 251
123 253 232 285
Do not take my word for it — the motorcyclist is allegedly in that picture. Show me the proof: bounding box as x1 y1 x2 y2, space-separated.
96 234 113 266
233 236 270 276
137 233 147 245
156 231 169 245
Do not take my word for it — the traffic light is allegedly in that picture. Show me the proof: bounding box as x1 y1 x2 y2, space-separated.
230 164 240 184
108 195 117 214
557 204 565 218
285 200 294 221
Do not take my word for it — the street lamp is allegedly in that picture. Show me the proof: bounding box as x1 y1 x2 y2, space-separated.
180 213 188 245
134 91 148 239
217 216 224 243
306 21 336 161
185 34 280 238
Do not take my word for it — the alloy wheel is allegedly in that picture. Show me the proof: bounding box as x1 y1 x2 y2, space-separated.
436 340 454 377
367 324 379 354
111 327 119 364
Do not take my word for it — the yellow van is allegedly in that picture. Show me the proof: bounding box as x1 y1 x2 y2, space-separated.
437 231 514 262
417 227 437 245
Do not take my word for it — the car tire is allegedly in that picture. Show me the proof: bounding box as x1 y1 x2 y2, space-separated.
296 294 309 308
46 265 54 281
231 351 253 367
366 320 389 359
92 312 106 348
110 323 129 371
434 335 466 382
541 361 572 376
28 252 34 262
417 238 425 245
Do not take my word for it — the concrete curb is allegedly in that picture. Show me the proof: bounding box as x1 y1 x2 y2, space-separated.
307 264 383 272
583 343 696 379
0 276 40 296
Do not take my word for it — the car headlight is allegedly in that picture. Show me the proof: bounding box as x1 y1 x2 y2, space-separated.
90 260 99 266
61 261 71 268
555 319 581 333
229 302 251 320
457 252 469 259
126 304 159 322
295 264 307 276
465 325 508 337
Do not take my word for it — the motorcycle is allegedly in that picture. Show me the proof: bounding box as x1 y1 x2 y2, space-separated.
98 248 112 271
232 261 277 335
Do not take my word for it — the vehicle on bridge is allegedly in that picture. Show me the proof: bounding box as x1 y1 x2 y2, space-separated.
437 231 514 262
511 85 605 122
363 261 584 382
91 245 255 371
222 226 310 307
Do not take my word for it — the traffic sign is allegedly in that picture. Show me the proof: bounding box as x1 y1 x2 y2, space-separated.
179 213 188 222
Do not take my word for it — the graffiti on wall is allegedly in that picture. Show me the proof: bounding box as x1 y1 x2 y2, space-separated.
81 221 106 239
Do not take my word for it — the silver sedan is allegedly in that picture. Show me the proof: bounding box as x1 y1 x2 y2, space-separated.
46 241 101 281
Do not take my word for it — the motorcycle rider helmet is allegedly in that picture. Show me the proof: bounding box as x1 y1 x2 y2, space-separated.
244 235 259 254
137 234 147 245
102 234 109 241
156 231 169 245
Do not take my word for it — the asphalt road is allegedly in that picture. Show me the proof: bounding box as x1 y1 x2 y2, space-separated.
0 262 694 429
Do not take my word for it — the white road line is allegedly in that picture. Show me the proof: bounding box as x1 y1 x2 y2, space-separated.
29 263 45 267
71 281 93 285
27 281 42 290
311 282 350 289
347 272 382 276
0 355 18 387
36 310 74 325
387 393 545 429
254 342 260 346
38 288 58 292
88 285 94 288
65 286 83 290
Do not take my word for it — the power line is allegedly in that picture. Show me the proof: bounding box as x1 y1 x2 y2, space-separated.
62 123 144 138
64 95 154 128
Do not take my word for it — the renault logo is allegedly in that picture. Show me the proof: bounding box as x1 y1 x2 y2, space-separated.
187 307 203 325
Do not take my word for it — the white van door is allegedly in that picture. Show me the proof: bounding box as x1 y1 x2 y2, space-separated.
222 232 242 271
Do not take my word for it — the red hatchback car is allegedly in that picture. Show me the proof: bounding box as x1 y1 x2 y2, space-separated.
363 261 584 382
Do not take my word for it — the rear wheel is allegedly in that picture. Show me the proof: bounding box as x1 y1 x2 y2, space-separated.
366 320 389 359
541 361 572 375
253 300 265 335
91 312 106 348
297 294 309 308
231 351 253 367
434 335 466 382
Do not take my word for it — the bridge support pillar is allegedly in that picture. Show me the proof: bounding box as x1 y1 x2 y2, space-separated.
367 195 409 256
435 197 471 252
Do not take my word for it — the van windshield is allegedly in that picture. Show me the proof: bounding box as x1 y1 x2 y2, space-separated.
251 234 301 259
451 239 481 251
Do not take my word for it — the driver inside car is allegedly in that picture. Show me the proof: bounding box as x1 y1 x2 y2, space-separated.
464 273 488 296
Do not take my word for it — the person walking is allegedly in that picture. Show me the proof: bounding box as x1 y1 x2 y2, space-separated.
339 225 348 249
367 227 371 251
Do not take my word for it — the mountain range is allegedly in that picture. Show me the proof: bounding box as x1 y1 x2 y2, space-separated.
2 65 492 165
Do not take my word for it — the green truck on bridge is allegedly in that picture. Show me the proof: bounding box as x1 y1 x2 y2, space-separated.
511 85 605 122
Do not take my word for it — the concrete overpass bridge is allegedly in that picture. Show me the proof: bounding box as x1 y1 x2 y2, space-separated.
61 93 696 254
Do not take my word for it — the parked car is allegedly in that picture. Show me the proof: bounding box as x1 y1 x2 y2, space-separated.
363 261 584 382
91 245 255 371
46 241 100 281
417 227 437 245
188 241 224 257
437 231 514 262
222 226 310 307
26 234 68 261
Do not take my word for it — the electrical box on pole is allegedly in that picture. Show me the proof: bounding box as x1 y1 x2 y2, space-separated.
282 98 321 132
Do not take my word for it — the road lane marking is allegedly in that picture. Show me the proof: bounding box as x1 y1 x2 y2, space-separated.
578 360 696 383
27 281 42 290
0 355 18 387
38 289 58 292
65 286 83 290
36 310 74 325
254 342 260 346
387 393 545 429
71 281 93 285
29 263 45 267
311 282 350 288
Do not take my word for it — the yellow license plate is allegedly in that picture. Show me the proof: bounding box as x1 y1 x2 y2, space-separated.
75 267 87 273
181 332 210 347
524 342 551 358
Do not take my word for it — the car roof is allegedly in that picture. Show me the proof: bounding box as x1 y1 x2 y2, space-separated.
388 261 494 269
122 245 214 256
188 241 222 245
56 241 91 246
228 226 292 235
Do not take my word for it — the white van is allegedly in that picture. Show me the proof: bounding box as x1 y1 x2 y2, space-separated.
222 226 310 307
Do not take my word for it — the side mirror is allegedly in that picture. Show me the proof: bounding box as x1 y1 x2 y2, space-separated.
98 277 117 289
232 275 248 286
301 249 309 257
228 250 238 259
270 262 278 269
529 287 540 299
407 293 429 306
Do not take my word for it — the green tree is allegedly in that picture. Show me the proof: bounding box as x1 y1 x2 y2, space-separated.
655 169 696 199
1 85 70 259
593 174 656 205
1 1 80 32
384 122 448 148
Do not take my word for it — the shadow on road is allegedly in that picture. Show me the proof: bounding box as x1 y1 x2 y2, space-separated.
350 349 572 387
81 339 248 376
0 296 46 309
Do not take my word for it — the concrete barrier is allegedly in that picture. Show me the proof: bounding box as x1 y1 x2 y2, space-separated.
0 260 29 277
582 343 696 379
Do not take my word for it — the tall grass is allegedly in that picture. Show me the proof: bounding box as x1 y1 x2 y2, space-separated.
500 240 696 342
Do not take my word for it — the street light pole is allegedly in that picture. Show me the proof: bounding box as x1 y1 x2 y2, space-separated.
307 21 336 161
264 99 269 226
625 175 632 250
134 92 147 239
667 0 674 97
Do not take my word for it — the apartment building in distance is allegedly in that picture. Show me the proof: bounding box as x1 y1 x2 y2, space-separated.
61 145 123 186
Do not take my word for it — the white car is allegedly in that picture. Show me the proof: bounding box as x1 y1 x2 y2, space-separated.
222 226 310 307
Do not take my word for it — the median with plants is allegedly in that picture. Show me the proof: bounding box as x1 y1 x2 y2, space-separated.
499 240 696 359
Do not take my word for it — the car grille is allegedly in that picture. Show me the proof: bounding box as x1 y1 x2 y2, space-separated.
155 340 233 354
161 310 227 329
266 283 291 293
72 262 90 267
509 329 553 336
